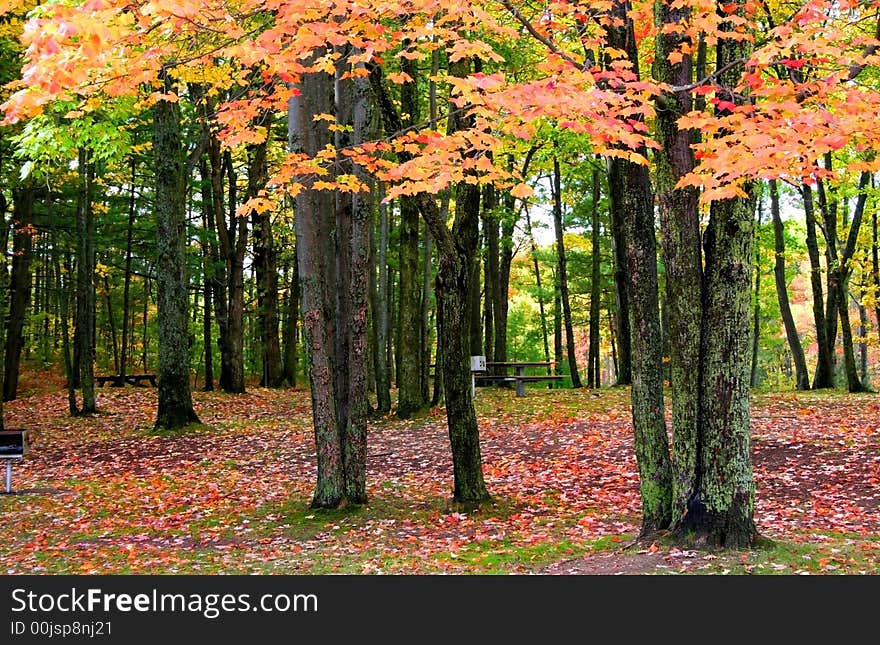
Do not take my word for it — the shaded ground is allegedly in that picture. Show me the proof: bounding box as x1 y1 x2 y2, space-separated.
1 385 878 574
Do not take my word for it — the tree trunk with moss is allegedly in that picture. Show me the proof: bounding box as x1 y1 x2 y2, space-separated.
606 1 672 535
685 14 757 546
693 189 756 546
153 82 200 430
652 0 704 523
607 156 672 535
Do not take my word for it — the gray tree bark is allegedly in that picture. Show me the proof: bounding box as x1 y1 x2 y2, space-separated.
153 78 200 430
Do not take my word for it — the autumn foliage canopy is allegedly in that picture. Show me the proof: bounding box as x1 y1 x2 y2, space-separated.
2 0 879 203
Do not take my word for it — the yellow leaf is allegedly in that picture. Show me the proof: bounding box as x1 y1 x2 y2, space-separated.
386 72 413 84
510 183 533 199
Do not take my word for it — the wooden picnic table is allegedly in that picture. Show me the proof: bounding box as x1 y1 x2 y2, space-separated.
477 361 562 396
96 373 157 388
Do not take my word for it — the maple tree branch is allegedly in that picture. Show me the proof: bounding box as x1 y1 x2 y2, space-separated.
364 63 472 143
668 57 749 93
795 12 880 102
498 0 585 70
185 123 210 178
520 144 540 178
841 171 872 266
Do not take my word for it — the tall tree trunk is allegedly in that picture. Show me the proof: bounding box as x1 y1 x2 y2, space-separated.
588 166 602 389
856 293 869 386
388 263 396 386
291 62 342 507
373 187 391 413
432 196 452 407
120 158 137 385
447 135 489 502
207 133 231 391
421 223 434 403
0 192 9 427
282 251 300 388
205 118 246 394
750 203 763 388
609 190 632 386
553 272 563 372
495 191 515 369
38 244 50 363
334 54 371 502
50 204 77 415
199 158 215 391
224 151 247 393
483 184 498 365
873 207 880 345
102 274 120 377
75 150 97 414
397 195 425 417
817 173 842 389
696 188 757 546
832 172 871 393
802 184 832 388
607 304 618 381
420 48 439 403
524 207 552 370
769 180 810 390
142 276 149 372
552 155 582 388
435 229 490 503
4 183 35 401
249 133 283 388
290 50 371 507
153 78 200 430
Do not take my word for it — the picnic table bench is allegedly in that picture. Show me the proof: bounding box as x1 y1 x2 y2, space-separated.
96 373 157 388
474 361 562 397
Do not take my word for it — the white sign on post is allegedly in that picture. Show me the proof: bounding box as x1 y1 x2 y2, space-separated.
470 356 486 398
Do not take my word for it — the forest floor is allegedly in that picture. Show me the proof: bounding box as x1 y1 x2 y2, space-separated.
1 379 878 575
